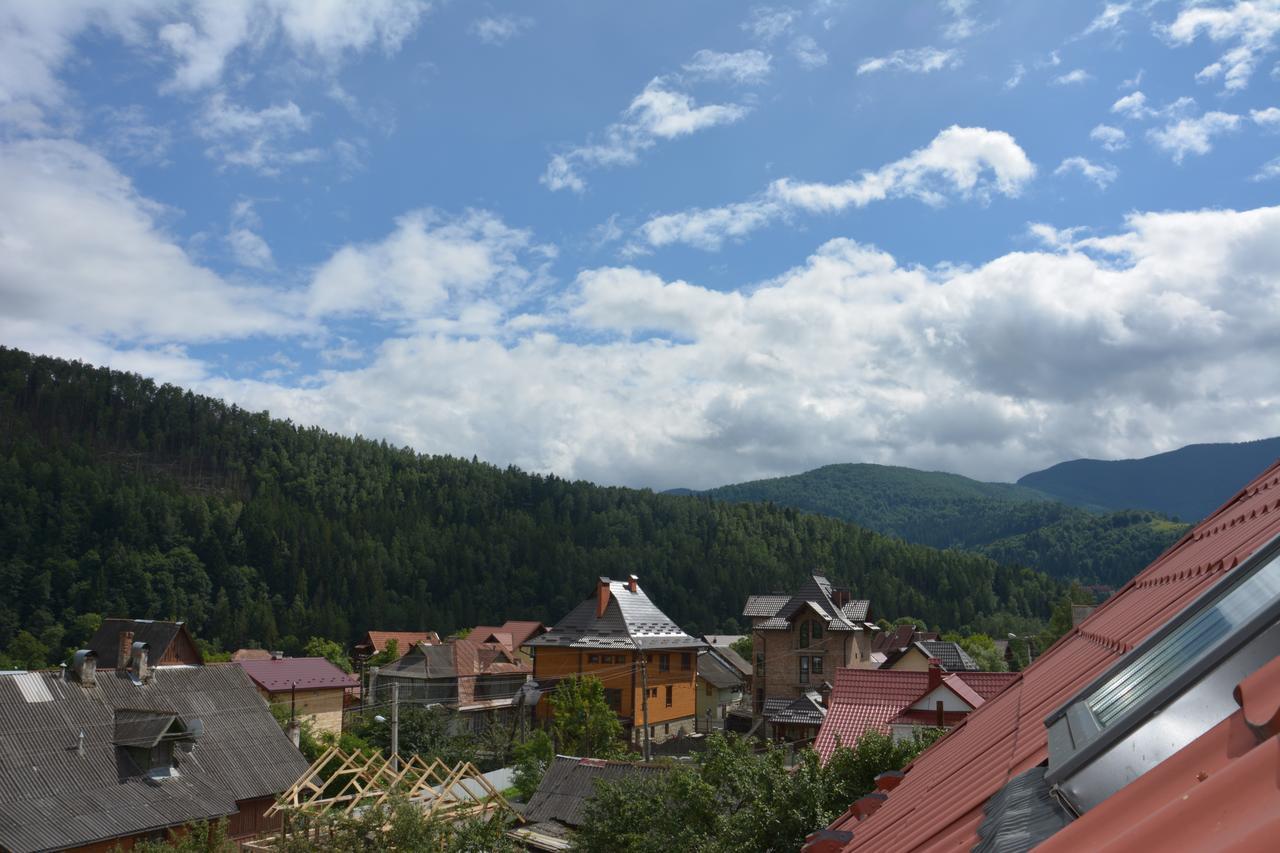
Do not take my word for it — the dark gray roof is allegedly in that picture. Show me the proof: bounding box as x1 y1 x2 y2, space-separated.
972 765 1074 853
765 690 828 726
523 755 669 828
377 643 457 679
918 640 980 672
712 644 752 678
697 651 744 690
748 574 871 632
113 709 184 748
87 619 196 668
527 579 702 651
0 665 310 853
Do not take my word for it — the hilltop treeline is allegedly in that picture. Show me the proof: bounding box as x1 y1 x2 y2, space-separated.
0 347 1064 666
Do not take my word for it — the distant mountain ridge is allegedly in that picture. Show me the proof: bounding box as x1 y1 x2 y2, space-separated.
695 463 1189 587
1017 437 1280 523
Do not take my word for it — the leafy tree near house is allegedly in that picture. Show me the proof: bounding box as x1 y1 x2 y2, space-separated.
940 632 1008 672
303 635 353 673
729 635 752 661
511 729 555 801
549 675 627 759
366 637 401 669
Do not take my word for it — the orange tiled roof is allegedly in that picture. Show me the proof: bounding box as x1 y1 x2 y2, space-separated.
360 631 440 654
822 459 1280 852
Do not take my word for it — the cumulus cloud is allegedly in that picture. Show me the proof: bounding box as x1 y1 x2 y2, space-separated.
0 138 298 345
1148 110 1243 161
1053 68 1093 85
542 79 749 192
227 199 274 269
1083 3 1133 37
858 47 961 75
1253 106 1280 126
1054 156 1118 188
941 0 980 41
471 14 532 45
1090 123 1129 150
1255 157 1280 179
190 205 1280 489
791 35 829 68
1004 63 1026 89
742 6 799 42
683 49 773 84
196 92 324 174
1164 0 1280 92
639 125 1035 250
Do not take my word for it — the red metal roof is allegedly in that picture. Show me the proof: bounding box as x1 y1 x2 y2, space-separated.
824 460 1280 852
236 657 359 692
359 631 441 654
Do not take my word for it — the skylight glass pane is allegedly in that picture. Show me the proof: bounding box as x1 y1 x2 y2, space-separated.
1087 552 1280 727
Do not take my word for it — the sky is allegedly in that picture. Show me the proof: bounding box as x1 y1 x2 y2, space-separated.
2 0 1280 491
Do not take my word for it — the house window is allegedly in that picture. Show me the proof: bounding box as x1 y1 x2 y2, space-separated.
800 622 810 648
812 622 823 641
604 688 622 711
756 653 765 675
681 652 691 670
799 656 809 684
811 656 824 676
588 654 600 664
659 654 670 672
665 685 673 707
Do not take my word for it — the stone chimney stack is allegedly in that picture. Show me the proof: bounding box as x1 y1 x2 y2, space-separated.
118 631 134 669
597 577 611 618
927 658 942 691
628 574 639 593
71 650 97 687
130 641 151 683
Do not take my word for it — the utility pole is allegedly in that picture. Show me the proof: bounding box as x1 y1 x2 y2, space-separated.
390 682 400 772
637 649 652 762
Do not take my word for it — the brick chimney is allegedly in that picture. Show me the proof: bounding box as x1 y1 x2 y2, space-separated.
597 577 611 618
927 658 942 691
627 574 639 593
118 631 134 669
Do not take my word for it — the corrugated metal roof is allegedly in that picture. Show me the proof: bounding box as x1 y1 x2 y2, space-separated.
0 664 309 853
527 579 701 651
824 460 1280 852
237 657 358 692
698 650 744 689
523 756 669 828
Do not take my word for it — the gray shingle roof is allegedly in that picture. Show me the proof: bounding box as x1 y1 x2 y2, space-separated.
919 640 980 672
527 579 702 651
0 665 310 853
748 574 872 632
523 755 669 828
743 595 791 617
766 690 828 726
697 651 744 690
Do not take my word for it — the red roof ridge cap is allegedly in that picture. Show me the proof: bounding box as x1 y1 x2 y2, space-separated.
1233 656 1280 740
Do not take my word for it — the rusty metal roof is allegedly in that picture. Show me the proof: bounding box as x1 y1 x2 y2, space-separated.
821 459 1280 852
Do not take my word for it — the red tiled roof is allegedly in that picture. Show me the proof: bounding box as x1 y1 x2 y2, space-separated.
814 669 1017 762
359 631 441 655
826 460 1280 852
236 657 359 692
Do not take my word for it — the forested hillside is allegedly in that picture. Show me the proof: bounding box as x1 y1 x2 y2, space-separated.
701 463 1189 586
0 348 1065 668
1018 437 1280 522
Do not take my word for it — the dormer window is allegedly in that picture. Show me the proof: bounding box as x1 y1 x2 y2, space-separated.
113 710 201 780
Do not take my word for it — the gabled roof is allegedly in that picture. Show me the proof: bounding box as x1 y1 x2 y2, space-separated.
87 619 203 668
880 640 978 672
870 626 939 654
745 574 870 632
523 755 669 829
527 578 702 651
822 460 1280 852
356 631 441 656
712 643 753 678
0 665 309 853
698 650 744 690
814 668 1018 761
380 643 458 679
237 657 358 692
767 690 828 726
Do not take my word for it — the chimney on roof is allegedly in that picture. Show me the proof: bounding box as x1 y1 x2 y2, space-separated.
597 577 611 618
118 630 134 669
628 574 639 593
271 650 285 660
833 587 849 608
130 641 151 683
927 658 942 691
71 650 97 687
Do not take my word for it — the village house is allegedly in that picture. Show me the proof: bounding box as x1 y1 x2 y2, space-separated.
879 639 980 672
701 634 753 680
527 575 704 745
237 655 358 737
805 461 1280 852
868 624 939 667
696 648 746 730
87 617 204 668
0 646 309 852
353 630 442 661
743 574 876 737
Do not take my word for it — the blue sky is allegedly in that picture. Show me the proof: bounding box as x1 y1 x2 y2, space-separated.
3 1 1280 489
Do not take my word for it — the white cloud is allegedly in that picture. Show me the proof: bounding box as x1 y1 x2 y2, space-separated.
542 79 749 192
941 0 980 41
1090 124 1129 150
1004 63 1026 89
742 6 799 42
1252 106 1280 126
1111 90 1196 121
639 125 1035 250
1054 156 1118 188
196 92 324 174
227 199 274 269
194 205 1280 490
1164 0 1280 92
97 105 172 164
1254 156 1280 179
683 49 773 84
1148 111 1243 161
1053 68 1093 85
1083 3 1133 36
857 47 961 75
0 138 299 345
790 35 829 68
471 14 532 45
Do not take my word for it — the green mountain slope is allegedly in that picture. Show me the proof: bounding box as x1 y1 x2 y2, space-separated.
701 463 1188 586
1017 438 1280 523
0 347 1065 668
